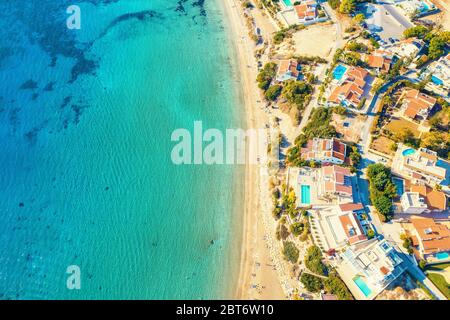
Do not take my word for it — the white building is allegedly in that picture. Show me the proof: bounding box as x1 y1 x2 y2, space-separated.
392 144 448 187
422 53 450 98
339 239 406 300
381 38 425 61
400 192 428 214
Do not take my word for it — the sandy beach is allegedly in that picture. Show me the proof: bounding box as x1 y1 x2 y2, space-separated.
220 0 287 300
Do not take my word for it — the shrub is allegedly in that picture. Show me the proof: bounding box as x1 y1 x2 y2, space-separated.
300 273 323 292
265 85 282 101
290 221 305 236
305 245 327 275
282 241 299 263
324 272 353 300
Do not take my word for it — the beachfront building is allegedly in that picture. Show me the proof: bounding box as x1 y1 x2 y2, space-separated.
381 38 425 62
421 53 450 98
309 203 369 251
294 0 318 23
278 0 327 27
367 50 393 74
337 239 406 300
411 217 450 263
327 66 370 109
398 88 437 121
276 59 301 82
301 137 348 164
317 165 354 203
392 144 448 187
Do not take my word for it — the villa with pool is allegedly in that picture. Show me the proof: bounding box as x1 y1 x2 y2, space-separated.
421 53 450 99
278 0 328 27
296 165 356 207
411 217 450 264
392 144 449 190
326 65 372 110
337 239 406 300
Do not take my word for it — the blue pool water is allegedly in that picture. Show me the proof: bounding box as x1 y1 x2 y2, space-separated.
301 185 311 204
402 148 416 157
333 64 348 81
283 0 293 6
392 177 404 197
354 276 372 297
431 75 444 86
436 252 450 260
419 2 430 12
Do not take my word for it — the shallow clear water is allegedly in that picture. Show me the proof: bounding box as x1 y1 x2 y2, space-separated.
0 0 244 299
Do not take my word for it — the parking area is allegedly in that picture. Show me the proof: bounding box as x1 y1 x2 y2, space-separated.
358 3 411 43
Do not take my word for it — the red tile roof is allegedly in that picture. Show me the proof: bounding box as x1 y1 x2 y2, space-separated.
328 66 369 106
411 184 448 211
412 217 450 255
402 89 436 119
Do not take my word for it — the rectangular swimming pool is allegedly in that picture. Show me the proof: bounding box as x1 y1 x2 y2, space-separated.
353 276 372 297
333 64 348 81
392 177 404 197
300 185 311 204
282 0 293 6
436 252 450 260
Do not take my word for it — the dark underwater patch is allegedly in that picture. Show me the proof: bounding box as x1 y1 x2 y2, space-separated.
95 9 164 41
60 96 72 109
43 81 55 91
19 79 38 90
175 0 188 15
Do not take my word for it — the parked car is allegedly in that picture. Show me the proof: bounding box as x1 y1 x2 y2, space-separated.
389 37 395 44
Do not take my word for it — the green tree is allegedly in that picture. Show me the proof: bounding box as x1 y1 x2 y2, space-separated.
305 245 327 275
353 13 365 25
300 273 324 292
265 85 282 101
328 0 341 10
282 241 299 264
256 62 277 91
339 0 356 14
403 26 429 39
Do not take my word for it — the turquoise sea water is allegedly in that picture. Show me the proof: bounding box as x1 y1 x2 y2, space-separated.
0 0 244 299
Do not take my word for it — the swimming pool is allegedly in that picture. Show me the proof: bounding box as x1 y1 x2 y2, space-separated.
282 0 293 6
436 252 450 260
431 75 444 86
392 177 404 197
301 185 311 204
402 148 416 157
333 64 348 81
419 1 430 12
353 276 372 297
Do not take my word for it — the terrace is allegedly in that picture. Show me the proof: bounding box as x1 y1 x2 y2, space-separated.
309 203 370 251
392 144 449 188
336 239 406 300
